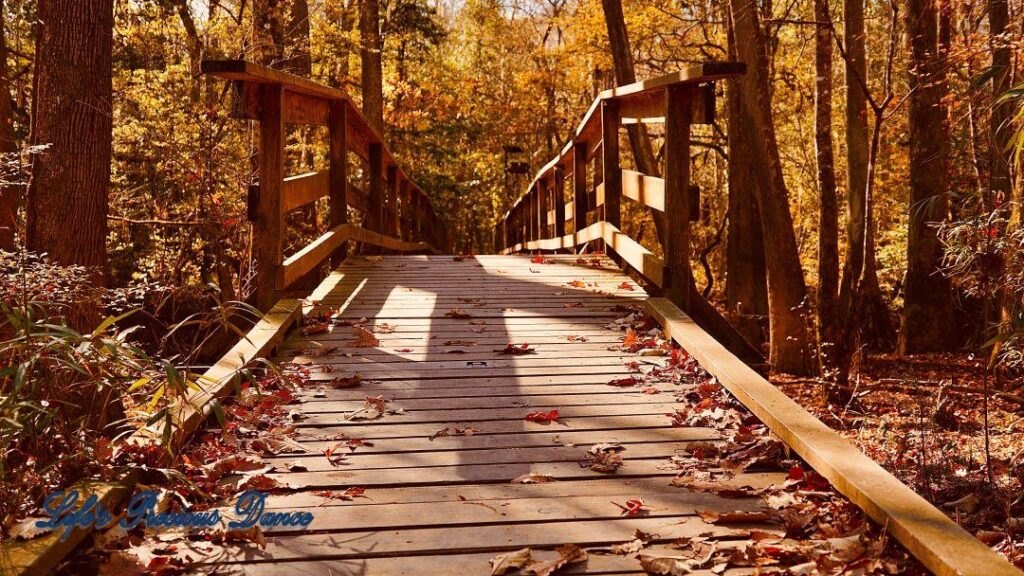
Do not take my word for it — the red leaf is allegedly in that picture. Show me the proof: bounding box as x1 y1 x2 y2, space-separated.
525 409 560 422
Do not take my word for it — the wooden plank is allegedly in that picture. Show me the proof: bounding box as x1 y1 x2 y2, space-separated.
220 492 764 534
295 381 678 401
292 412 684 438
645 297 1021 576
266 475 738 508
201 59 346 101
189 550 751 576
172 517 759 566
278 223 352 289
282 171 328 212
621 169 665 211
290 402 677 427
294 414 685 441
264 442 687 472
272 427 717 455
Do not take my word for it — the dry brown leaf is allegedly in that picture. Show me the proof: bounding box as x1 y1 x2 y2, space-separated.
224 525 266 549
512 472 556 483
490 548 534 575
638 553 706 575
329 374 363 389
527 544 588 575
446 308 472 319
348 326 380 347
697 510 771 524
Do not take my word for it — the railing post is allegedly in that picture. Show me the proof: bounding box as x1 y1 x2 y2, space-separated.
553 167 566 244
573 142 588 248
255 83 284 310
526 188 535 244
328 101 348 265
386 165 399 238
416 193 424 242
664 85 694 308
399 180 410 241
367 143 384 233
601 99 621 230
538 178 549 243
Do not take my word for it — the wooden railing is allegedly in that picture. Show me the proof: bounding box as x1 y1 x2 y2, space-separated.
203 60 447 310
495 62 766 367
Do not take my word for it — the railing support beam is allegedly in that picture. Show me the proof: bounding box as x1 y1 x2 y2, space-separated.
328 101 348 266
553 167 566 244
538 178 549 244
367 143 384 234
255 84 284 310
664 85 694 308
573 142 588 248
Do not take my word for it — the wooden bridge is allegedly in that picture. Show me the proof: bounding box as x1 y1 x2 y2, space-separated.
3 61 1020 576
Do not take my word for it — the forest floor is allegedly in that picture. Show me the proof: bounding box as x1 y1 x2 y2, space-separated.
775 354 1024 568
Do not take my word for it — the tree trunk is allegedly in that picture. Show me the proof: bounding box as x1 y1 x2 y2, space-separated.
725 19 768 351
727 0 816 376
992 0 1021 334
252 0 286 65
360 0 385 134
0 0 18 250
836 0 894 352
599 0 667 247
285 0 312 76
899 0 955 354
333 0 358 89
27 0 113 288
814 0 840 373
988 0 1011 204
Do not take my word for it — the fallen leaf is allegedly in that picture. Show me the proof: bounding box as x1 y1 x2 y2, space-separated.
224 525 266 549
302 322 329 336
496 343 537 355
528 544 588 575
490 548 533 575
512 472 556 483
349 326 379 347
9 517 52 540
525 409 560 423
446 308 472 319
314 487 367 501
581 443 625 473
329 374 363 389
697 510 771 524
608 376 640 387
612 498 648 516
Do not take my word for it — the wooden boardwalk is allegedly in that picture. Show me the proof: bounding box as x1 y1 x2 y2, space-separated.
196 254 791 575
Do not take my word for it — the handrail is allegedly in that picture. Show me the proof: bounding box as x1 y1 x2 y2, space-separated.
495 61 1024 576
203 60 448 310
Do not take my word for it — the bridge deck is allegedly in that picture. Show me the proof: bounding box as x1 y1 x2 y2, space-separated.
192 255 870 574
